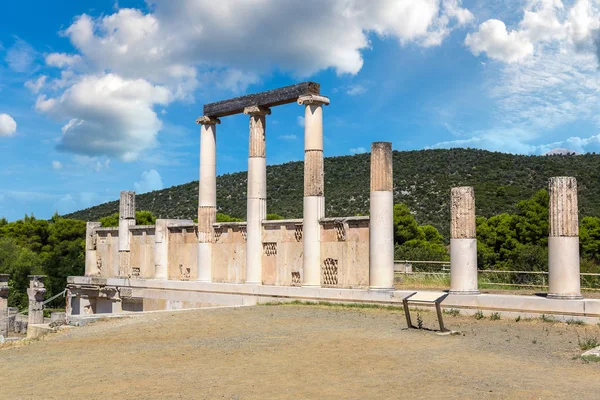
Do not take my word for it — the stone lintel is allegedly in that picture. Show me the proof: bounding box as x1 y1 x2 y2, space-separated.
297 94 330 106
196 116 221 125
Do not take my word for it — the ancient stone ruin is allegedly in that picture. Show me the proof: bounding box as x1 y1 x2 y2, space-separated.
66 82 600 321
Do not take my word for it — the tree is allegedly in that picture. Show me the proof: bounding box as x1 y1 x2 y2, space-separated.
266 213 285 220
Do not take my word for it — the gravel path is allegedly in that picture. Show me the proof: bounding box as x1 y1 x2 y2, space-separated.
1 305 600 399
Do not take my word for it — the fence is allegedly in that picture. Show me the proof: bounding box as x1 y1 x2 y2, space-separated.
394 260 600 291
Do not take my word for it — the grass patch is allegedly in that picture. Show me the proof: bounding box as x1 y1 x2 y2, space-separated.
490 312 501 321
515 316 521 322
578 336 599 351
540 314 556 323
474 310 485 320
443 308 460 317
395 273 450 289
566 318 585 326
262 300 405 311
579 355 600 363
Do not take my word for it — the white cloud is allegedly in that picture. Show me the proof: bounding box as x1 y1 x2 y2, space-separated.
73 155 111 172
0 114 17 137
297 116 305 128
5 38 36 72
346 84 367 96
134 169 163 193
51 160 63 170
36 74 170 161
465 19 534 63
45 52 82 68
34 1 473 160
349 147 367 154
278 134 297 141
24 76 47 94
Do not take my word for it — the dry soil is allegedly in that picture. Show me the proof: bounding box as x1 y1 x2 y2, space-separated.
1 304 600 399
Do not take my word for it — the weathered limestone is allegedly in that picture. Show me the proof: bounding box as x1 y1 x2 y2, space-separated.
0 274 9 338
196 116 220 282
118 191 135 277
154 219 170 280
298 95 329 286
27 275 46 325
85 222 102 276
450 187 479 294
548 177 582 299
244 106 271 284
369 142 394 289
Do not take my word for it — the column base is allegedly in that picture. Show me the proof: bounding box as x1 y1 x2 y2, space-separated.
547 293 583 300
369 286 394 291
449 290 480 295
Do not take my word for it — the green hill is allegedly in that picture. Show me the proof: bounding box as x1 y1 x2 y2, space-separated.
64 148 600 237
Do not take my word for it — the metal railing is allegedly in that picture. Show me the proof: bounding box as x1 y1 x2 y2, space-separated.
394 260 600 291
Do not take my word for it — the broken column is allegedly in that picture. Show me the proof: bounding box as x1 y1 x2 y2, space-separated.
548 177 582 299
118 190 135 277
0 274 9 338
27 275 46 325
244 106 271 284
369 142 395 289
298 95 330 287
450 187 479 294
85 221 101 276
196 116 220 282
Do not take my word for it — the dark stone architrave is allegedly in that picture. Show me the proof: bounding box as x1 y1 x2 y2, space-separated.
203 82 320 117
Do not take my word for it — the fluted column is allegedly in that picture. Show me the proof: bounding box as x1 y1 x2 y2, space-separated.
85 222 101 276
0 274 8 338
450 186 479 294
548 177 582 299
298 95 329 287
154 219 169 280
369 142 394 289
196 116 220 282
118 191 135 277
27 275 46 325
244 106 270 284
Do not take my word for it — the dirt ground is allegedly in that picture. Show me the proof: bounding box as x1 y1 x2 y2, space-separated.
2 305 600 400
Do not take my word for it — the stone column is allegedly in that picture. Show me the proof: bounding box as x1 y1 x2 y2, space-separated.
548 177 582 299
85 222 102 276
244 106 271 284
118 191 135 277
369 142 395 289
450 187 479 294
196 116 220 282
298 95 330 287
0 274 9 338
27 275 46 325
154 219 170 280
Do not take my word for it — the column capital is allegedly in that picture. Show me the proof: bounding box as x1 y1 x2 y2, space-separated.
298 94 330 106
243 105 271 116
196 116 221 125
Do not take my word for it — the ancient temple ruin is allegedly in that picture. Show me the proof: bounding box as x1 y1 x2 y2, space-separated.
67 82 600 320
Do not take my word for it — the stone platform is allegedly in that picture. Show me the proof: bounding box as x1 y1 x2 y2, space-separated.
67 276 600 323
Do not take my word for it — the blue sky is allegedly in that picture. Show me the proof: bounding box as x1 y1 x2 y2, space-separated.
1 0 600 221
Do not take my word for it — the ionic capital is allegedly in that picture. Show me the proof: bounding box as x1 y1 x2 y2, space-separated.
298 95 330 106
243 105 271 116
196 116 221 125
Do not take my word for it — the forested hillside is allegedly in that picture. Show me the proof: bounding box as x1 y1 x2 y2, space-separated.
65 148 600 236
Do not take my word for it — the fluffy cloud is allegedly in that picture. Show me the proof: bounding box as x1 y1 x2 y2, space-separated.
36 74 170 161
5 38 36 72
134 169 163 193
466 0 600 63
349 147 367 154
465 19 534 63
0 113 17 137
34 0 472 161
24 76 47 94
51 161 63 170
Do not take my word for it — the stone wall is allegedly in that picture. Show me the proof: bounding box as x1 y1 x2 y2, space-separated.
88 216 370 288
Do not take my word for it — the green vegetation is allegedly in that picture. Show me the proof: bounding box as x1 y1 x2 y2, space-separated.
262 299 404 311
64 149 600 238
474 310 485 320
490 312 501 321
578 336 599 351
0 211 157 311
